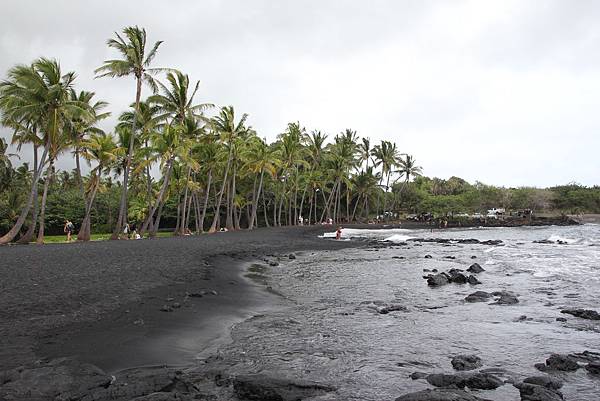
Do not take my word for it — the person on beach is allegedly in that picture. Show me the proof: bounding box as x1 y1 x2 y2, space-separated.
123 223 130 239
130 222 137 239
63 220 74 242
336 226 342 240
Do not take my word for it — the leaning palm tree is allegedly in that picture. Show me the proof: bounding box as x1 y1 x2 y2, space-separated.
77 132 119 241
243 137 279 229
0 58 89 244
95 25 164 239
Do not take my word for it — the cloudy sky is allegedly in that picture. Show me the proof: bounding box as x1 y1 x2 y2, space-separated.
1 0 599 187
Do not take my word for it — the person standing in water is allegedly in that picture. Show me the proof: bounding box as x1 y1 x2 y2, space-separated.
336 226 342 240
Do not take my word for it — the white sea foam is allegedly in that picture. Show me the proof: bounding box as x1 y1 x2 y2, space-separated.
547 235 579 244
383 234 414 243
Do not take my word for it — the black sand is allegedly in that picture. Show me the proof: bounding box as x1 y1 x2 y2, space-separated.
0 226 355 373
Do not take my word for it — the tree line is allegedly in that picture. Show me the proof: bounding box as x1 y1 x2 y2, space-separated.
0 26 425 243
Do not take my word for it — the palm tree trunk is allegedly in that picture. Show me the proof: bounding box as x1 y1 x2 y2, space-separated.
263 192 270 227
351 194 361 221
199 169 212 232
0 147 48 244
75 145 85 200
17 146 40 244
209 153 232 233
227 163 237 230
249 169 264 230
112 77 142 240
36 161 53 244
145 140 154 233
78 175 101 241
307 191 313 225
140 158 173 235
179 167 192 234
184 193 193 232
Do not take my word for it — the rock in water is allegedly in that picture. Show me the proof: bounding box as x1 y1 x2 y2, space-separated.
467 275 481 285
522 375 563 390
288 253 296 260
451 355 483 371
491 292 519 305
560 308 600 320
426 373 502 390
395 388 492 401
427 274 450 287
467 263 485 273
586 361 600 374
537 354 580 371
464 291 492 303
232 374 335 401
514 382 564 401
424 255 433 259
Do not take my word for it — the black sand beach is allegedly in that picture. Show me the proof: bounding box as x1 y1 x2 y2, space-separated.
0 226 354 373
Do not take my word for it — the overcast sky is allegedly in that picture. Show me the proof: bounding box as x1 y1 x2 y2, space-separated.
1 0 599 187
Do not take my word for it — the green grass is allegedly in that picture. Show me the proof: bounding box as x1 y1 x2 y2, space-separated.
38 231 173 244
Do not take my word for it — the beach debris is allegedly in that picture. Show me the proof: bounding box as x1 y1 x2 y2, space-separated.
233 374 335 401
451 355 483 371
395 388 491 401
535 354 580 372
464 291 492 303
560 308 600 320
466 263 485 273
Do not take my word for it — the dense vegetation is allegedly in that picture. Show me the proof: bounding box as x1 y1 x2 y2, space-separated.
0 26 598 242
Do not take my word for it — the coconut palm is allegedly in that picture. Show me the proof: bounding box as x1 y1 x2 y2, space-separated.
77 132 119 240
244 137 280 229
396 154 423 183
0 58 89 244
208 106 249 232
95 26 164 239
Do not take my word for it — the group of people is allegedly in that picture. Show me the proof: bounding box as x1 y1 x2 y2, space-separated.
62 219 142 242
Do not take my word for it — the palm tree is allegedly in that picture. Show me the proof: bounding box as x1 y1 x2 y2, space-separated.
371 140 401 219
66 90 110 201
95 26 164 239
0 58 89 244
244 137 279 229
77 132 119 240
208 106 249 233
396 154 423 183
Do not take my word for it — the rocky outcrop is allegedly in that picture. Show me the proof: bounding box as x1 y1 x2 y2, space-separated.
232 374 335 401
395 388 492 401
560 308 600 320
466 263 485 274
514 381 563 401
427 273 450 287
451 355 483 371
425 372 503 390
535 354 580 372
464 291 492 303
491 291 519 305
586 361 600 374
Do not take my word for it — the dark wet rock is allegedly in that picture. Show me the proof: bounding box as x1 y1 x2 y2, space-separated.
444 256 456 260
470 256 477 259
447 269 467 284
536 354 580 372
560 308 600 320
171 302 181 309
514 382 564 401
426 372 502 390
392 256 405 259
523 375 563 390
568 350 600 363
268 261 279 267
533 239 554 244
459 239 480 244
464 291 492 303
376 304 408 314
410 371 429 380
395 388 491 401
432 269 438 273
129 393 196 401
427 274 450 287
514 315 531 322
288 253 296 260
491 291 519 305
467 275 481 285
467 263 485 273
0 358 112 400
480 240 503 245
160 305 173 312
586 361 600 374
424 269 431 272
555 317 566 322
232 374 335 401
424 255 433 259
186 291 203 298
451 355 483 371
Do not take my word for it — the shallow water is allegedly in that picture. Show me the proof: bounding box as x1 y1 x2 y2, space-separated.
220 225 600 400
